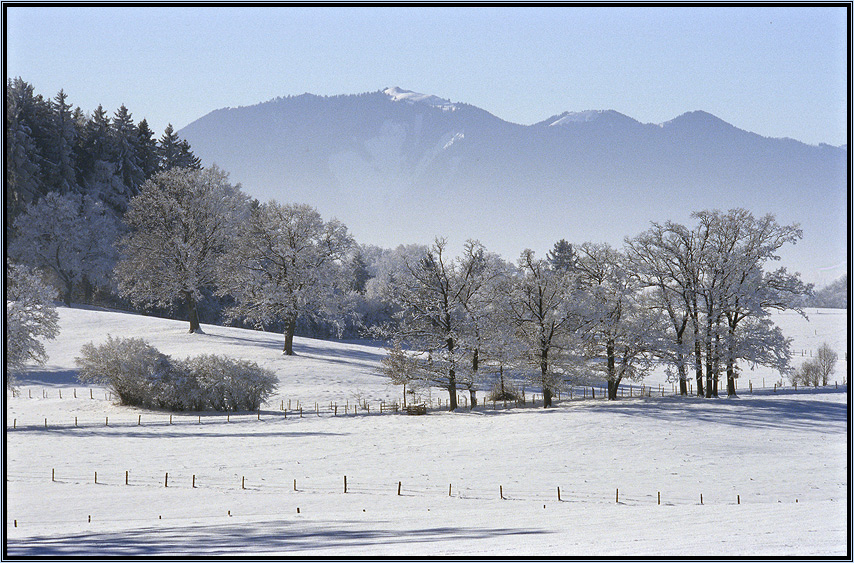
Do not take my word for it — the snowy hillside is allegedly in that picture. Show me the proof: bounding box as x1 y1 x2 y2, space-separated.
5 306 849 556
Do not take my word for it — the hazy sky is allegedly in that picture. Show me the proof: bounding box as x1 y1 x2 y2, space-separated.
5 6 849 146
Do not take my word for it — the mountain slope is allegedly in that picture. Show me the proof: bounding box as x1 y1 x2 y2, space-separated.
179 88 848 285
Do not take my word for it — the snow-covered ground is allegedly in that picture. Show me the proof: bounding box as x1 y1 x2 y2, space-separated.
4 306 849 556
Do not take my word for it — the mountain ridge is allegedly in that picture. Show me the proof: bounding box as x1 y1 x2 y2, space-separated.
178 87 847 286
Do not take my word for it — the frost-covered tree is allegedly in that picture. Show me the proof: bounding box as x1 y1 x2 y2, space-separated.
116 166 250 333
452 241 508 408
8 192 119 305
111 105 145 199
219 201 354 354
506 249 578 408
6 78 48 219
815 342 839 386
374 239 496 410
574 242 661 400
697 209 808 396
6 262 60 387
626 222 700 395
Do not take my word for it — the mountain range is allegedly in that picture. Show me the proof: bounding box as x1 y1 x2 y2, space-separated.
178 87 848 286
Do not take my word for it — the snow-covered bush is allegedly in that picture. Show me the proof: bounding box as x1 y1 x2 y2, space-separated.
76 337 277 411
76 336 172 407
180 354 277 411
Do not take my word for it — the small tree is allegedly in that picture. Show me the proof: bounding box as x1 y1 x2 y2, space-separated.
791 360 822 388
815 343 838 386
6 262 60 388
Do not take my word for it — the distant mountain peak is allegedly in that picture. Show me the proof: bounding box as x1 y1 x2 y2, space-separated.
383 86 457 110
661 110 734 130
543 109 636 127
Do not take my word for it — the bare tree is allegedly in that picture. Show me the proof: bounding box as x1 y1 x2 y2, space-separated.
815 343 839 386
506 249 577 407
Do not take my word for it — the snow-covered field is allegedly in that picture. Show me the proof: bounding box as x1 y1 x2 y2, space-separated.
4 306 850 556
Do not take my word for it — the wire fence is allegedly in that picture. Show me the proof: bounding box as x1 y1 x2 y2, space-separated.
6 379 847 432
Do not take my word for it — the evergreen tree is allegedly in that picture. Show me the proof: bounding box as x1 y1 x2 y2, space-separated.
547 239 576 271
5 78 47 218
112 105 145 198
136 118 160 179
159 124 201 171
45 89 81 195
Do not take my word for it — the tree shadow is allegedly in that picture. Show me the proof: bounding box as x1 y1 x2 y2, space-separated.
594 390 848 432
6 519 550 556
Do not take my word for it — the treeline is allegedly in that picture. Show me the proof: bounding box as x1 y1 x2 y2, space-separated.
6 80 814 409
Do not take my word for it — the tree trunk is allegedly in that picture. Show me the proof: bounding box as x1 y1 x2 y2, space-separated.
447 335 457 411
726 326 737 397
283 316 296 355
607 377 623 400
607 340 617 400
63 278 73 307
540 346 552 408
543 386 553 408
676 334 688 395
470 349 479 408
694 334 704 397
704 333 714 399
184 291 202 333
712 328 721 398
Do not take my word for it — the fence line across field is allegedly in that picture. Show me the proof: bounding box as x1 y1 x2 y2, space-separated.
8 465 814 510
7 381 847 432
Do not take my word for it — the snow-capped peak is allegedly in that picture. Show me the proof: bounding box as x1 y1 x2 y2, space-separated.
383 87 456 110
548 110 609 125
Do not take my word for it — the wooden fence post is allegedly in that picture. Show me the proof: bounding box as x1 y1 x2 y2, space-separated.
344 475 348 493
398 481 402 496
165 473 168 487
557 487 561 501
500 485 504 500
616 488 619 503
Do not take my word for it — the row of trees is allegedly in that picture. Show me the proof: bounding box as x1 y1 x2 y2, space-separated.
377 211 810 408
6 157 811 403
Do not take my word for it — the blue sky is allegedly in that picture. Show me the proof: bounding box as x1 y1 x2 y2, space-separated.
5 6 848 146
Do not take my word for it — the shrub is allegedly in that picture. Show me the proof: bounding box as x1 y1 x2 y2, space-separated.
487 379 522 402
790 360 822 387
76 336 277 411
